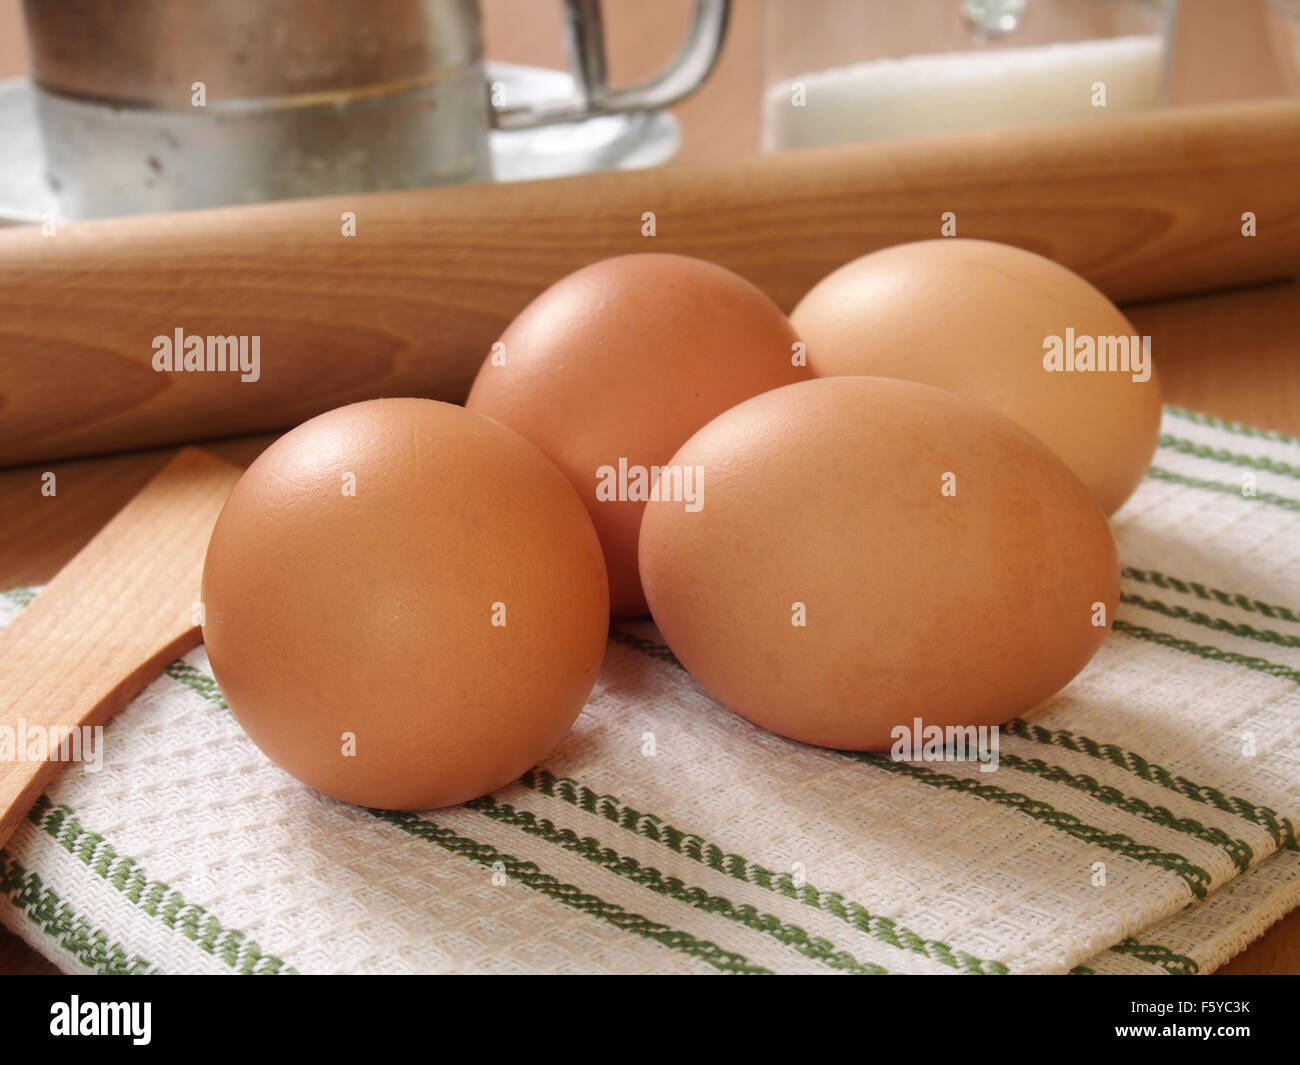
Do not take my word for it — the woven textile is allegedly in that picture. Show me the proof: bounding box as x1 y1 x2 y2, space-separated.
2 406 1299 975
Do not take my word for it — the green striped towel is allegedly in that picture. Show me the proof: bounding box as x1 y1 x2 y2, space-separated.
2 405 1299 975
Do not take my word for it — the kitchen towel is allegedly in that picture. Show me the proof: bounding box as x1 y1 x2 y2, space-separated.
2 405 1298 975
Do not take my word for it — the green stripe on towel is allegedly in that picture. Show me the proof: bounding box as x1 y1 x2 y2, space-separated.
1122 591 1300 651
372 808 771 975
852 755 1214 899
995 752 1255 873
1115 619 1300 686
165 661 230 711
30 797 296 975
466 791 889 975
0 851 154 974
1164 406 1300 447
613 629 1223 899
1122 568 1300 627
520 767 1010 974
1000 720 1298 853
1146 467 1300 513
1107 936 1200 975
1158 434 1300 483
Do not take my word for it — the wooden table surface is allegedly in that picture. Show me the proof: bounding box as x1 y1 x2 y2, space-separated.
1 0 1297 975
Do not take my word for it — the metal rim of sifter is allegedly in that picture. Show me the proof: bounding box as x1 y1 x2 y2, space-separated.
0 63 682 227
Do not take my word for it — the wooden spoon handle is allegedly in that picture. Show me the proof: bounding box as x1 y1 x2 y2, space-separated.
0 447 242 850
1 99 1297 468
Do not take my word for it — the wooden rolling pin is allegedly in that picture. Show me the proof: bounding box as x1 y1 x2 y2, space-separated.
1 99 1297 468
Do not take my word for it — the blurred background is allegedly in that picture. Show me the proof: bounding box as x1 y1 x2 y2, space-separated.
0 0 1294 188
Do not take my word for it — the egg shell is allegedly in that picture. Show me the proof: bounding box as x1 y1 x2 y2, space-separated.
201 398 609 809
638 376 1120 751
791 239 1162 515
466 253 810 617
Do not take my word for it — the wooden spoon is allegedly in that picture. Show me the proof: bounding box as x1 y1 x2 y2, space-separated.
0 447 241 849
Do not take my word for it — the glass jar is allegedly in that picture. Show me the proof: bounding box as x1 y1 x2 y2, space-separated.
762 0 1178 151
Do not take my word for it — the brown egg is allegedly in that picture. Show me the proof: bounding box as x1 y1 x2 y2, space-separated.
466 253 810 617
639 377 1119 751
791 239 1162 515
201 398 608 809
